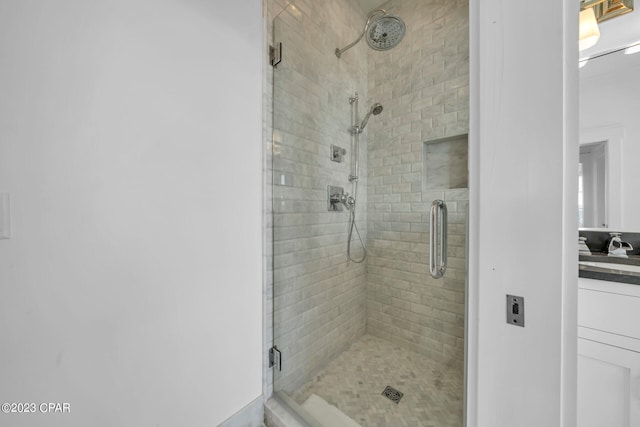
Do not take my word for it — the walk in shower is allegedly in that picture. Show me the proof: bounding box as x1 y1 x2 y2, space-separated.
270 1 469 425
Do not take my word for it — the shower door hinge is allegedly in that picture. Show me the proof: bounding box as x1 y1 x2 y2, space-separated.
270 43 282 67
269 346 282 371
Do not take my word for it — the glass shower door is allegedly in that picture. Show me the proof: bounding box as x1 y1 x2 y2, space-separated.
270 1 469 426
270 0 369 400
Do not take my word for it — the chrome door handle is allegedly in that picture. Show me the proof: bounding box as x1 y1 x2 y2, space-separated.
429 200 447 279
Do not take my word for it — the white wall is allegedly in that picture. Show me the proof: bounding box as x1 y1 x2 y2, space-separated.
0 1 263 426
468 0 578 426
580 61 640 231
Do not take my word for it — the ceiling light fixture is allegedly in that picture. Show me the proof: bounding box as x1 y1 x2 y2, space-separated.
579 8 601 51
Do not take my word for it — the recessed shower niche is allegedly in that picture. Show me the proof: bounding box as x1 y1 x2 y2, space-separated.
423 134 469 191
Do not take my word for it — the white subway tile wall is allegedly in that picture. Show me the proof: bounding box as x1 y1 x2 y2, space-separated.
271 0 370 395
264 0 470 399
366 0 469 364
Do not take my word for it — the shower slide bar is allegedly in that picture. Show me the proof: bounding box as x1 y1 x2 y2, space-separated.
429 200 448 279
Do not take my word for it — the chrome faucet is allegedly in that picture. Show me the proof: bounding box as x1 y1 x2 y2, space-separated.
607 232 633 258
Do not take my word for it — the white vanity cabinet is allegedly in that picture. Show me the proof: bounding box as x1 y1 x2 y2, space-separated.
578 278 640 427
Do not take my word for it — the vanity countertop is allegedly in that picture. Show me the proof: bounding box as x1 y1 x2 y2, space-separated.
579 253 640 285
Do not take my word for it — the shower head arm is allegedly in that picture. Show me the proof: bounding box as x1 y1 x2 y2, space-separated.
335 9 386 58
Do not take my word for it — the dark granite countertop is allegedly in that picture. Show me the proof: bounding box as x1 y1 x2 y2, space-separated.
579 253 640 285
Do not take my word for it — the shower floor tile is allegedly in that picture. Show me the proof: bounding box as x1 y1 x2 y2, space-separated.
291 334 463 427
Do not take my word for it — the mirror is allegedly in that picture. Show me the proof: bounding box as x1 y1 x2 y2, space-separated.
579 15 640 231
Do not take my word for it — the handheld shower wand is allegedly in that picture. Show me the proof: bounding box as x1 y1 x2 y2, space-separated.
353 103 383 134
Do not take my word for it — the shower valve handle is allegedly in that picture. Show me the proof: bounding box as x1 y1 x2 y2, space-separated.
330 192 354 209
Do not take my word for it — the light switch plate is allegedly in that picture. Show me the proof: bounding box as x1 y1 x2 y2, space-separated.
507 294 524 327
0 193 10 239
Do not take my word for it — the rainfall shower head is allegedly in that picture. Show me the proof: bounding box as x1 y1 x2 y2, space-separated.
366 15 406 51
335 10 406 58
354 103 383 134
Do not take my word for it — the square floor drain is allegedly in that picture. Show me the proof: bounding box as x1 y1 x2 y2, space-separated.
381 385 403 404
